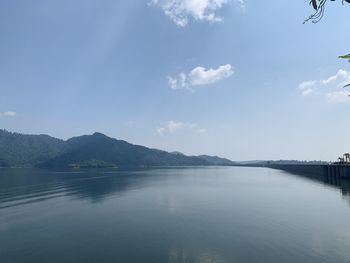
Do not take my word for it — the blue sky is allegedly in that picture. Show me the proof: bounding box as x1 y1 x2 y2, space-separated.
0 0 349 161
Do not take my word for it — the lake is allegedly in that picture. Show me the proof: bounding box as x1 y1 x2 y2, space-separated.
1 166 350 263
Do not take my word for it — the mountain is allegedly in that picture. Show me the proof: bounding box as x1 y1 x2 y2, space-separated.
170 151 185 156
0 130 235 168
0 130 64 167
196 155 236 166
41 132 211 168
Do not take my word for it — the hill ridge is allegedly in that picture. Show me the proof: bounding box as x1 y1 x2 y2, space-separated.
0 130 235 168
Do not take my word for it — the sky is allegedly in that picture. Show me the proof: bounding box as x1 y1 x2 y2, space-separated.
0 0 350 161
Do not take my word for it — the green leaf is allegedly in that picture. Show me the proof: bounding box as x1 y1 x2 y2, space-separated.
339 54 350 59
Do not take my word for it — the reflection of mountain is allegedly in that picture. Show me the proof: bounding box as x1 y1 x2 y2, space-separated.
2 167 350 210
0 169 158 208
0 130 235 168
61 171 150 202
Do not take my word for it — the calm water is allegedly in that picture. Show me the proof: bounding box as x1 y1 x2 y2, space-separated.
1 167 350 263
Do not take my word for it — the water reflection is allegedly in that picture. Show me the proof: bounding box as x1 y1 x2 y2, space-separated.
0 168 155 208
1 167 350 263
324 175 350 205
1 167 350 209
280 170 350 206
167 246 227 263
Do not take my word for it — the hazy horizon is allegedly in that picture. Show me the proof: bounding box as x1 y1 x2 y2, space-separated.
1 1 349 161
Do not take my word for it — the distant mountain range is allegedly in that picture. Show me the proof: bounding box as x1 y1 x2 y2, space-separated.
0 130 236 168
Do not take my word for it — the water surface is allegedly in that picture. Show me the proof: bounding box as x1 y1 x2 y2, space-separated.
1 167 350 262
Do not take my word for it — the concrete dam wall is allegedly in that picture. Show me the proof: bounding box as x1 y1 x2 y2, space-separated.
268 164 350 179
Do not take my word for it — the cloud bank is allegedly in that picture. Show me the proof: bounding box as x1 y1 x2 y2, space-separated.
169 64 233 91
298 69 350 103
151 0 243 27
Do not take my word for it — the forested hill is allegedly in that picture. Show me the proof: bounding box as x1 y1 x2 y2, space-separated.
0 130 64 167
0 130 235 168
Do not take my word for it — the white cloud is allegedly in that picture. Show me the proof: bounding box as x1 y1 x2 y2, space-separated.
298 81 318 96
298 80 316 90
123 120 133 125
169 64 233 90
301 88 315 97
151 0 242 27
298 69 350 103
321 69 349 85
234 0 245 11
157 120 205 135
0 111 16 117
